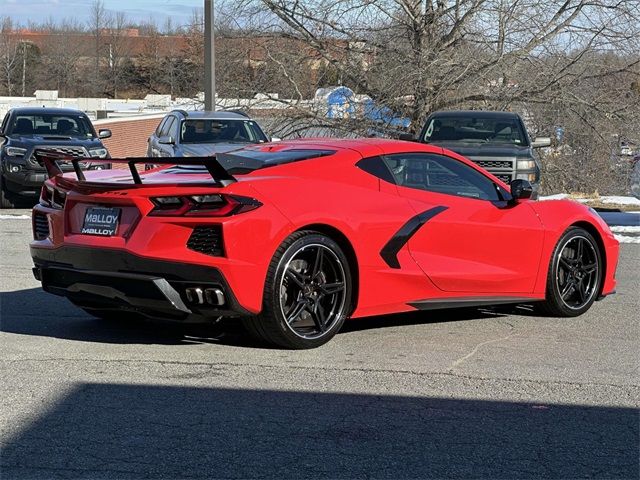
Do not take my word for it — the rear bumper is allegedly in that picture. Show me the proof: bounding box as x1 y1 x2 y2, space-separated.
31 245 252 322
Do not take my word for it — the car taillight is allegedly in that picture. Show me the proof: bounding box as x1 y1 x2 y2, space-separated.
149 194 262 217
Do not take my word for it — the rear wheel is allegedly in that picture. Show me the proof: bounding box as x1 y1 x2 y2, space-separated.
0 176 16 208
243 231 353 349
539 227 602 316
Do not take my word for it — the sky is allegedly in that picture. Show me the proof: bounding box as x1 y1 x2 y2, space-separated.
1 0 205 27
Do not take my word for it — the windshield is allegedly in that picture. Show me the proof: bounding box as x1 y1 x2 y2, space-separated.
180 119 268 144
9 113 95 138
423 115 527 146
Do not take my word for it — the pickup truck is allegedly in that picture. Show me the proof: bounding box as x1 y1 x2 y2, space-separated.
0 107 111 208
402 110 550 198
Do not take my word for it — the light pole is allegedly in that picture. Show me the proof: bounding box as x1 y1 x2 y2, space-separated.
204 0 215 111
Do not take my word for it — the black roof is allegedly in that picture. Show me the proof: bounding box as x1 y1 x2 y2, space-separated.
9 107 87 116
428 110 521 119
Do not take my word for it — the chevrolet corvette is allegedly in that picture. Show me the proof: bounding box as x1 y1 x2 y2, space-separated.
29 138 619 348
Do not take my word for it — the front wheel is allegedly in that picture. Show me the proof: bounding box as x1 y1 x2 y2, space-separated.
0 176 16 208
243 231 353 349
539 227 602 317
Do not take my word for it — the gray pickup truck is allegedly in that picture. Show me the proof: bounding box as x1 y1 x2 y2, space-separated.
0 107 112 208
403 110 550 198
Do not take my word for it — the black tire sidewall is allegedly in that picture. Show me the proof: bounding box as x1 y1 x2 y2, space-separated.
266 232 352 349
548 227 603 316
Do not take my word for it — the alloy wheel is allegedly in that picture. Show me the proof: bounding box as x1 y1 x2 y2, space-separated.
555 235 599 310
278 243 347 339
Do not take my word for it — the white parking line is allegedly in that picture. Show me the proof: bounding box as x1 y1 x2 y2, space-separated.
0 215 31 220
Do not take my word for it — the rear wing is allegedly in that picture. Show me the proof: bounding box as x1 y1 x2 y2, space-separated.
33 150 237 187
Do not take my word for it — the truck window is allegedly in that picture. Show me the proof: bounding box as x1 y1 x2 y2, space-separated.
423 115 527 146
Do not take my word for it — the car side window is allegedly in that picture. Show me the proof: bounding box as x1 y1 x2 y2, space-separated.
160 117 175 138
0 113 9 133
382 153 501 201
155 117 168 136
168 118 180 140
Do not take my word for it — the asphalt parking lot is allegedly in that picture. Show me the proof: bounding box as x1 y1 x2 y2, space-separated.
1 209 638 479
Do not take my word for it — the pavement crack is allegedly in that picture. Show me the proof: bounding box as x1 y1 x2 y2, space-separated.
447 332 517 372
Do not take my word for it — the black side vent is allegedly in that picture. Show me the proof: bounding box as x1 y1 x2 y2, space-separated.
187 225 224 256
33 212 50 240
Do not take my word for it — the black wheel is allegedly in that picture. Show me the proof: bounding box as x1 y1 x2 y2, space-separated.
539 227 602 317
0 176 16 208
243 231 353 349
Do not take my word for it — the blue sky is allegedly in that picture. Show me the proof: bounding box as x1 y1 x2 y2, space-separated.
1 0 205 27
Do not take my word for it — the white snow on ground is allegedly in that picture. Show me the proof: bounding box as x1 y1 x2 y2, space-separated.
610 226 640 233
539 193 570 200
0 214 30 219
600 196 640 206
539 194 640 206
615 235 640 244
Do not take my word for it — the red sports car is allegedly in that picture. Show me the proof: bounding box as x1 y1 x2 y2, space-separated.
30 139 619 349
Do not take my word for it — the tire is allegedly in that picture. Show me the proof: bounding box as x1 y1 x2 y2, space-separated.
0 176 16 208
243 231 353 349
539 226 603 317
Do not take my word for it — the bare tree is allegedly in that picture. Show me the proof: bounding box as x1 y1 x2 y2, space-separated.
89 0 108 96
104 11 133 98
0 17 20 96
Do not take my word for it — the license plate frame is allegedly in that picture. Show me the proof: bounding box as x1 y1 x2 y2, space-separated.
81 207 121 236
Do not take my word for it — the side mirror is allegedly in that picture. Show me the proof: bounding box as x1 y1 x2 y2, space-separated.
531 137 551 148
270 136 281 142
0 134 6 148
509 179 533 204
98 129 112 139
399 133 416 141
158 135 175 145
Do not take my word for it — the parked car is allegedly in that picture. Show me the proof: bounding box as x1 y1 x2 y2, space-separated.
401 110 550 198
0 107 111 208
30 139 618 349
147 110 271 158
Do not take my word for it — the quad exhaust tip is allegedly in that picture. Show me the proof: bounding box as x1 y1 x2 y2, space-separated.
185 287 225 306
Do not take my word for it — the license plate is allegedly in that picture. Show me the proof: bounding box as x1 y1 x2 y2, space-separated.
82 207 120 236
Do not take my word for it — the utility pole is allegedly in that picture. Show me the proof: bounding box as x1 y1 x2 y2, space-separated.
21 42 26 97
204 0 215 111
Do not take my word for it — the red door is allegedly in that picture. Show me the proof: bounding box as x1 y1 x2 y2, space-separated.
383 152 544 294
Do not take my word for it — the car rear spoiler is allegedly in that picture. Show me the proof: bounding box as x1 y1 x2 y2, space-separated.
33 150 237 187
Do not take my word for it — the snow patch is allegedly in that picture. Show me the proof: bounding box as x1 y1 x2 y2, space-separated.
610 226 640 233
539 194 569 201
600 196 640 206
615 234 640 244
539 194 640 206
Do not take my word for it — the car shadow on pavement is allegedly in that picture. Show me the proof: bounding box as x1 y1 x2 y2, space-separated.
2 383 638 479
1 287 539 348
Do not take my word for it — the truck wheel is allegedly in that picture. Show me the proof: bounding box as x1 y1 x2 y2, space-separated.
0 176 16 208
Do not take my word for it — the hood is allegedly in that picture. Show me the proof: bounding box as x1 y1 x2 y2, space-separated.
8 134 103 148
179 142 251 157
429 142 532 158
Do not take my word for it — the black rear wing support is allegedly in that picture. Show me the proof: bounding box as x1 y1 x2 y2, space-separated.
33 150 237 187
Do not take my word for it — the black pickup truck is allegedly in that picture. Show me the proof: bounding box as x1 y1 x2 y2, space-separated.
0 107 112 208
403 110 550 198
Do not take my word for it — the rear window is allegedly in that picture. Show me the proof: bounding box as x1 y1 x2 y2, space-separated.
216 148 336 174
